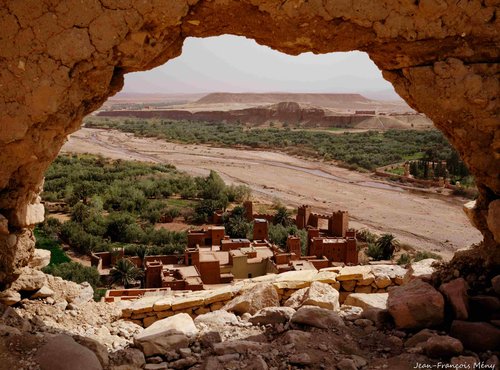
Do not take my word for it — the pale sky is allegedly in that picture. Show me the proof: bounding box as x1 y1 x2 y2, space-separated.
123 35 396 97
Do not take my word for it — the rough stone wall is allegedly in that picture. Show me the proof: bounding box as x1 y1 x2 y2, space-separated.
0 0 498 287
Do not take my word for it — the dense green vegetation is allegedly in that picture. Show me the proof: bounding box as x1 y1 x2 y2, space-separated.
34 228 70 265
408 149 470 183
40 154 250 257
87 118 467 172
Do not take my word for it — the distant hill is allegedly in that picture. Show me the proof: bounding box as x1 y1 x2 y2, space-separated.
195 92 372 107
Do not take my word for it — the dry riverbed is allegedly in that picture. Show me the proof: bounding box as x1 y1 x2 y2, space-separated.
61 128 482 259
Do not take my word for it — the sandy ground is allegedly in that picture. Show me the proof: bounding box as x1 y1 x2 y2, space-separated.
61 128 482 259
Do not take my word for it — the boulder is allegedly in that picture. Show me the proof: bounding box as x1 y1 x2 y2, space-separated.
439 278 469 320
249 307 295 325
450 320 500 352
468 295 500 321
291 305 344 329
11 267 47 291
28 249 51 270
423 335 463 358
388 279 444 329
134 313 198 356
223 283 279 315
36 334 102 370
73 335 109 368
404 259 438 283
285 281 339 311
0 289 21 306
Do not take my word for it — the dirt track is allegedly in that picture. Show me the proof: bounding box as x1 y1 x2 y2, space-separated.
61 128 482 259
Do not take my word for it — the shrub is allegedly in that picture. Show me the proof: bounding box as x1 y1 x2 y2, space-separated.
357 229 378 244
397 253 411 265
365 243 384 260
43 262 101 291
414 251 442 262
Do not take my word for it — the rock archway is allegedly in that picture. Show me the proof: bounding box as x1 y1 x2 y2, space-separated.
0 0 498 287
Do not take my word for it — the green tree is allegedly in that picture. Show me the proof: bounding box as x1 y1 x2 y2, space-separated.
110 258 144 289
198 171 226 200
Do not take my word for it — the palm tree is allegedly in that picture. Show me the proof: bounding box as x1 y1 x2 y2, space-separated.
135 245 149 268
375 233 400 260
110 258 144 289
274 206 292 227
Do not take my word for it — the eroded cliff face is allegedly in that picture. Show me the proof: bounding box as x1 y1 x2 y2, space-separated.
0 0 498 287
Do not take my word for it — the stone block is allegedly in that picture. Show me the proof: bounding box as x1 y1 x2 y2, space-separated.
171 296 204 311
336 266 372 281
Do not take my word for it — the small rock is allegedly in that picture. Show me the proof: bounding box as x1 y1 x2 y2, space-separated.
289 353 311 366
179 347 192 358
282 330 311 346
405 329 437 348
134 313 198 356
194 310 239 327
0 324 21 336
217 354 239 363
144 363 168 370
351 355 367 368
450 356 478 368
291 305 344 329
147 356 164 364
199 331 222 348
337 358 357 370
0 289 21 306
249 307 295 325
423 335 463 358
354 319 373 328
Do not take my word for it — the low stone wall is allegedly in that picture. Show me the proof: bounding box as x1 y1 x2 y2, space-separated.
121 263 415 328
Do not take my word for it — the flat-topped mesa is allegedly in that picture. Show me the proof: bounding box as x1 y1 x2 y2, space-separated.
0 0 498 287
